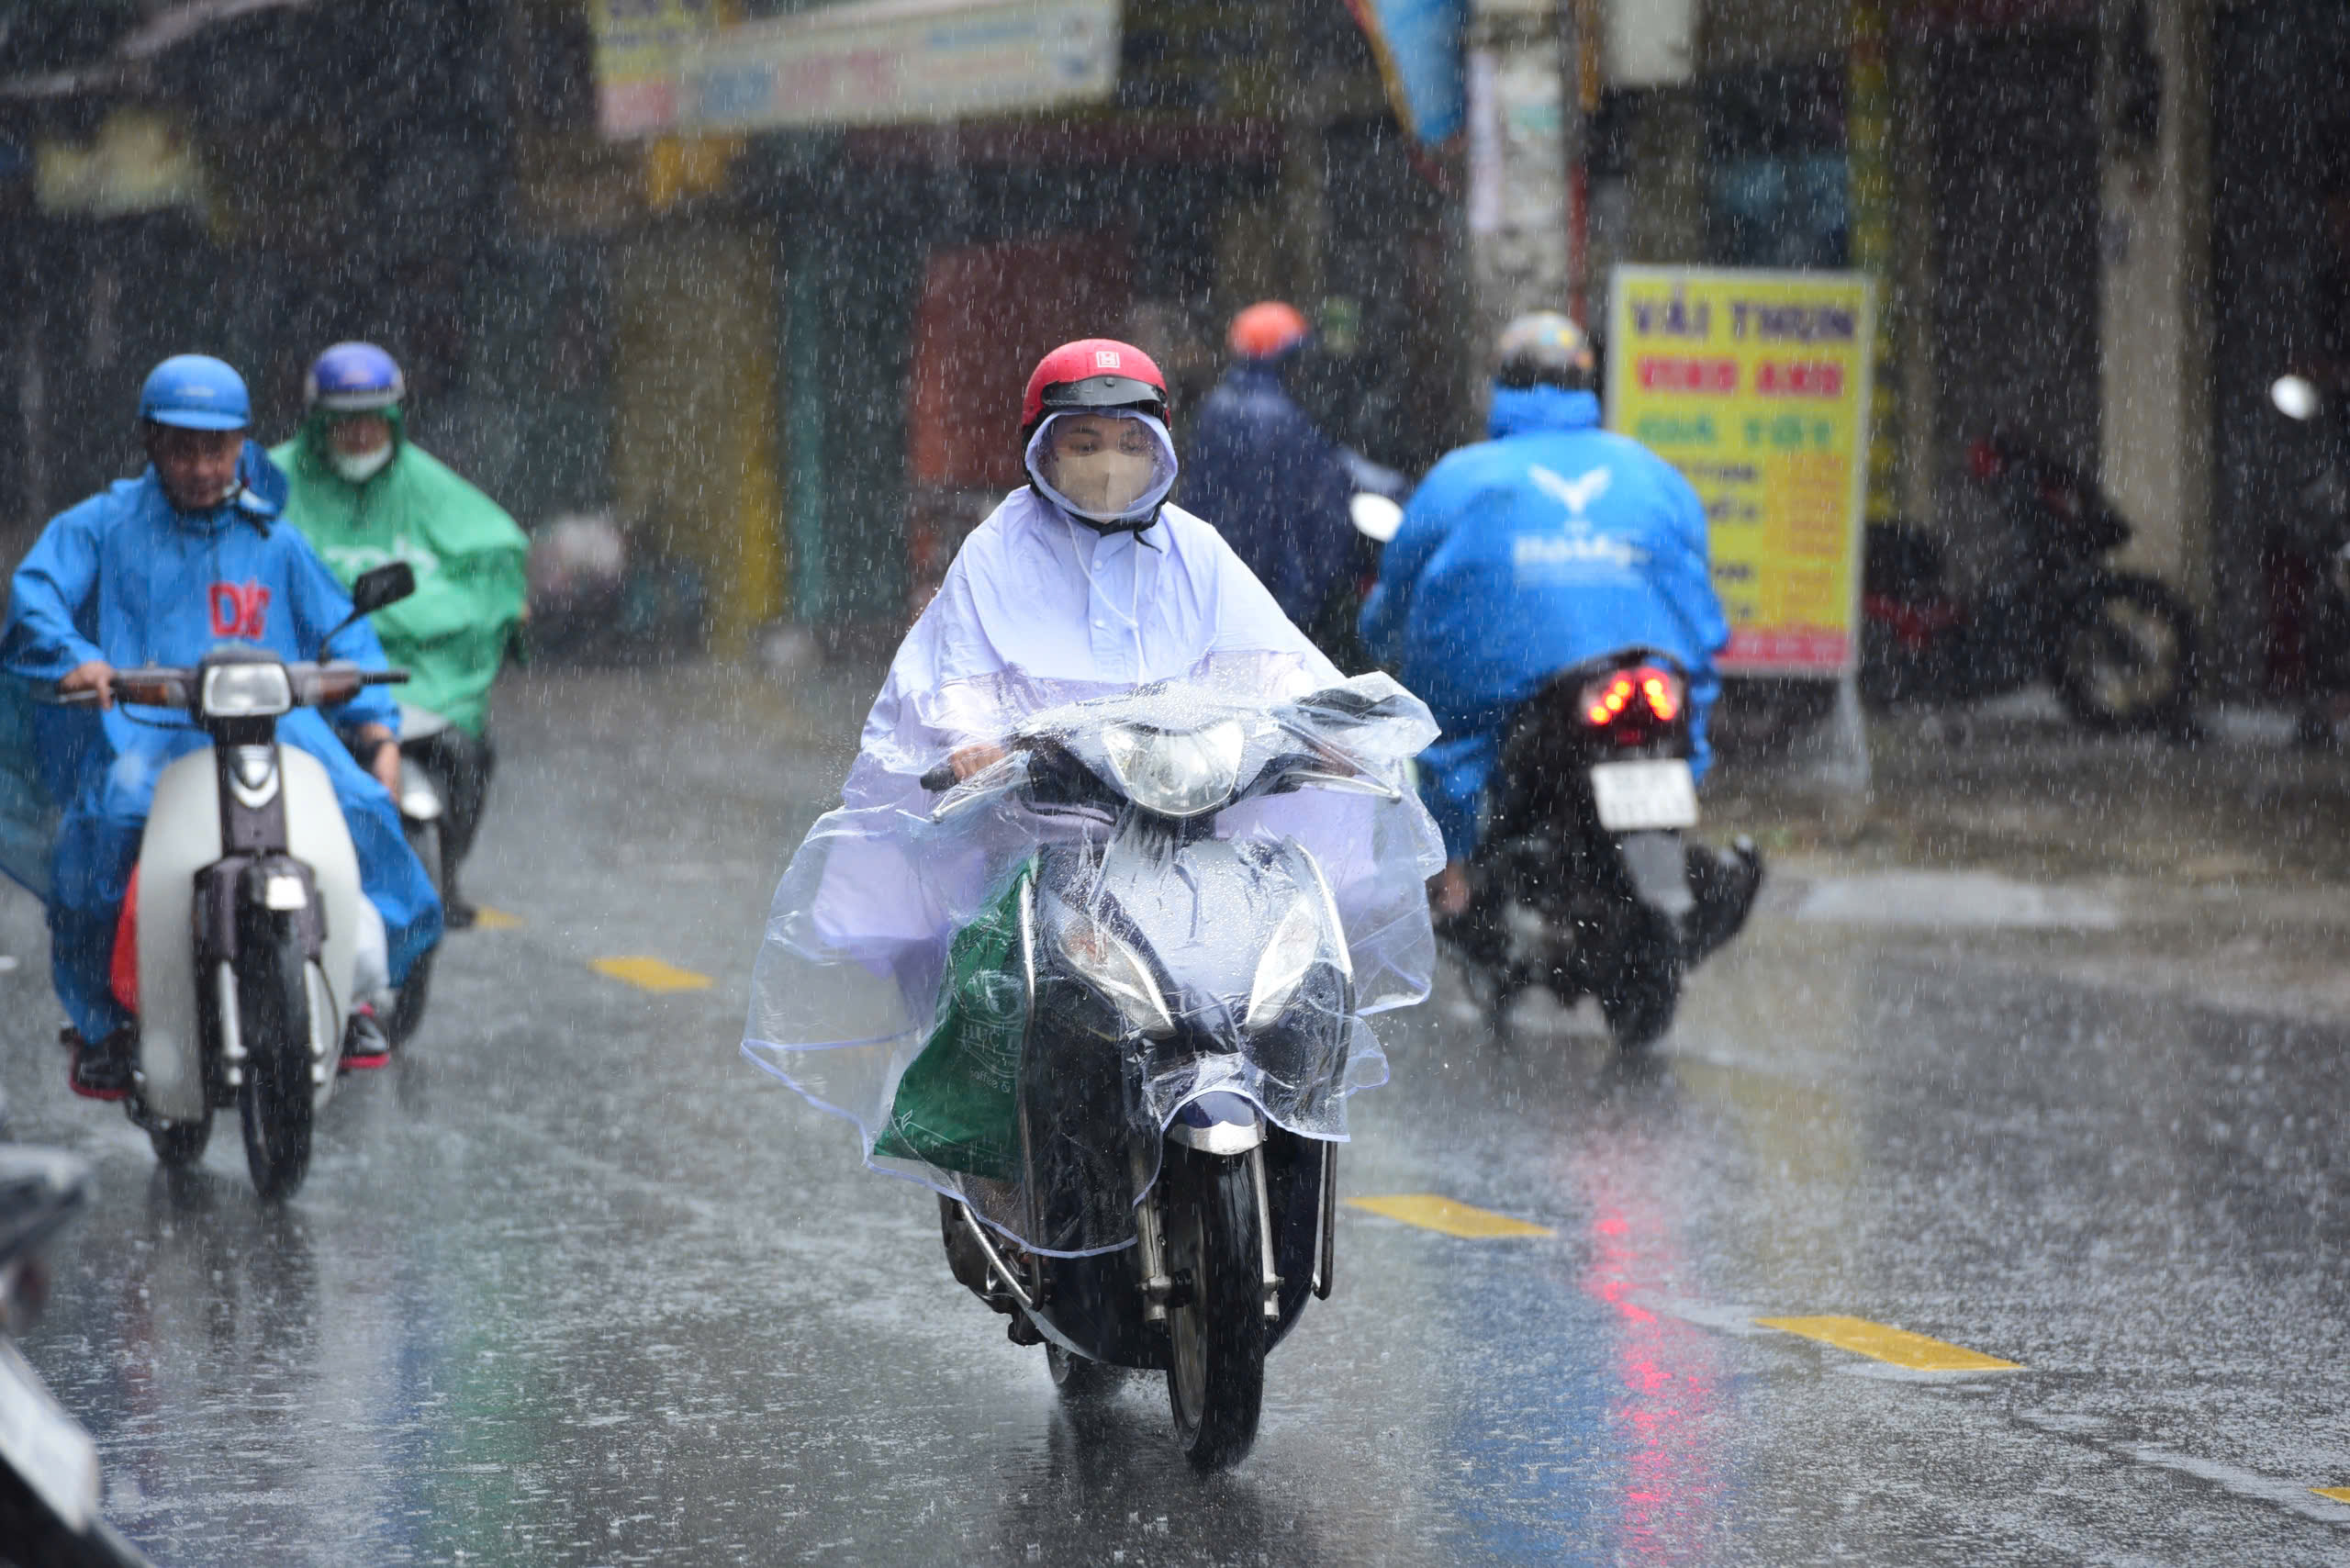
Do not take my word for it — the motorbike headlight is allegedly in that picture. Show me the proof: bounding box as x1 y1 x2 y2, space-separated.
1101 721 1246 818
200 663 293 719
1245 896 1328 1032
1057 910 1175 1038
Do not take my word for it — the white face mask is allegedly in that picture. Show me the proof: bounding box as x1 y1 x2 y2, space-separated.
1025 411 1178 527
330 443 394 485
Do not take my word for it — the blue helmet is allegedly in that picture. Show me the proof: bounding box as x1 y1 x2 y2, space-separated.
139 354 251 431
304 342 405 414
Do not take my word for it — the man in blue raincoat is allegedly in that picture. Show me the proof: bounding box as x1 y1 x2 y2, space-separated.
1 354 442 1096
1359 312 1729 917
1181 301 1360 631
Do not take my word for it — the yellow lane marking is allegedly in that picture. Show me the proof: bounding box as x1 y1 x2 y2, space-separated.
472 906 524 930
2314 1487 2350 1505
590 956 713 993
1346 1193 1554 1239
1755 1315 2022 1372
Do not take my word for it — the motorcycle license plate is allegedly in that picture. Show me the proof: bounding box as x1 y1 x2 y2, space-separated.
1590 760 1698 831
0 1339 99 1532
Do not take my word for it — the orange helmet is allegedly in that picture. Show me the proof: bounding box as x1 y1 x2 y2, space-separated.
1227 301 1311 360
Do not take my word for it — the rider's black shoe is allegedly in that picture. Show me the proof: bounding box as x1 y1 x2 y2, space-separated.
442 896 477 932
67 1025 138 1102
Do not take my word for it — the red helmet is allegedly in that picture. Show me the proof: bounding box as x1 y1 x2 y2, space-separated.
1021 339 1169 438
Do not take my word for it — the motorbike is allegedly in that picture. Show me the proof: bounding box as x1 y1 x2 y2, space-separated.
1859 431 2198 730
901 676 1431 1469
1443 649 1762 1048
0 1136 154 1566
386 700 452 1042
2265 375 2350 745
1303 449 1411 674
57 563 418 1200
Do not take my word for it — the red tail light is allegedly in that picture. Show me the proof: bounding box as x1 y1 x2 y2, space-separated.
1967 438 2003 480
1579 665 1683 730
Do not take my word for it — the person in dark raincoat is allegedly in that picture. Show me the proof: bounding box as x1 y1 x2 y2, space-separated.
1 355 441 1095
1180 302 1360 631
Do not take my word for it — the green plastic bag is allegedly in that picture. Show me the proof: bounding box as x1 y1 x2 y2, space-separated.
873 857 1036 1181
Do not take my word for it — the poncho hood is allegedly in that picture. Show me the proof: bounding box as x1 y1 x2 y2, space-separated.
1488 383 1602 440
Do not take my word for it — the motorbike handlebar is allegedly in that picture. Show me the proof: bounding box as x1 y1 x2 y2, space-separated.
919 762 957 792
40 662 408 711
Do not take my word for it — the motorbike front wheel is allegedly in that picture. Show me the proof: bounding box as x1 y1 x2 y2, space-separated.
2056 575 2197 731
1161 1148 1266 1471
236 915 316 1201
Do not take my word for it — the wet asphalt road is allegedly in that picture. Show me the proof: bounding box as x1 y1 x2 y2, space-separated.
1 667 2345 1566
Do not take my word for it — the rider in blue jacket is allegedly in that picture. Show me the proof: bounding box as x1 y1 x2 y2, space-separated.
1360 312 1729 916
2 355 442 1095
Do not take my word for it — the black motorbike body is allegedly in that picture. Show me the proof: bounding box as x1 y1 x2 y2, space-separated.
919 682 1413 1467
1860 433 2197 729
1305 448 1413 674
1445 650 1759 1048
978 833 1335 1372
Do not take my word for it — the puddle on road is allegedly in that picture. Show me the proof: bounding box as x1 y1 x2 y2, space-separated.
1789 869 2121 930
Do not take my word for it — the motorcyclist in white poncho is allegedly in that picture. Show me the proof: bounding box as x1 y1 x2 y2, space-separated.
743 338 1444 1253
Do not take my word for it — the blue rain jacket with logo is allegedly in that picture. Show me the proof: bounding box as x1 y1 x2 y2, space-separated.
0 442 442 1040
1181 360 1359 626
1358 384 1729 857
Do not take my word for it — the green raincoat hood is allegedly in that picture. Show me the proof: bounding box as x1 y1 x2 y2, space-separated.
274 408 527 736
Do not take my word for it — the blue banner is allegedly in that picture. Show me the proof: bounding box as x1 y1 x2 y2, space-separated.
1345 0 1466 146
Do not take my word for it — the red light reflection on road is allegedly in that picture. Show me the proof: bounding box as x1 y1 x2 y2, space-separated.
1574 1148 1724 1562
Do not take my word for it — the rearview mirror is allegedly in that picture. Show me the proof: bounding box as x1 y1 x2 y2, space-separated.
349 561 416 616
320 562 416 655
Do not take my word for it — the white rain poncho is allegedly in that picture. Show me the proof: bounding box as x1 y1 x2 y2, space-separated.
744 477 1445 1254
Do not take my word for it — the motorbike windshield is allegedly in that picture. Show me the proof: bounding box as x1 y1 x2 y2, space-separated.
0 678 64 902
744 666 1443 1256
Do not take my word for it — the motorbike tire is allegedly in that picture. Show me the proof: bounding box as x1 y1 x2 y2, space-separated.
1160 1148 1265 1471
146 1105 212 1169
2056 575 2198 731
1597 910 1683 1050
1046 1342 1120 1401
236 915 316 1202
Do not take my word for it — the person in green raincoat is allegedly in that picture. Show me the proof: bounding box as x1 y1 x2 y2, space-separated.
274 342 527 928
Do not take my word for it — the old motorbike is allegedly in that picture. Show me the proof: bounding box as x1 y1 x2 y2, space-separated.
2266 375 2350 744
0 1137 153 1566
1860 432 2197 730
1445 649 1762 1048
897 675 1431 1469
1303 450 1411 674
62 563 418 1199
